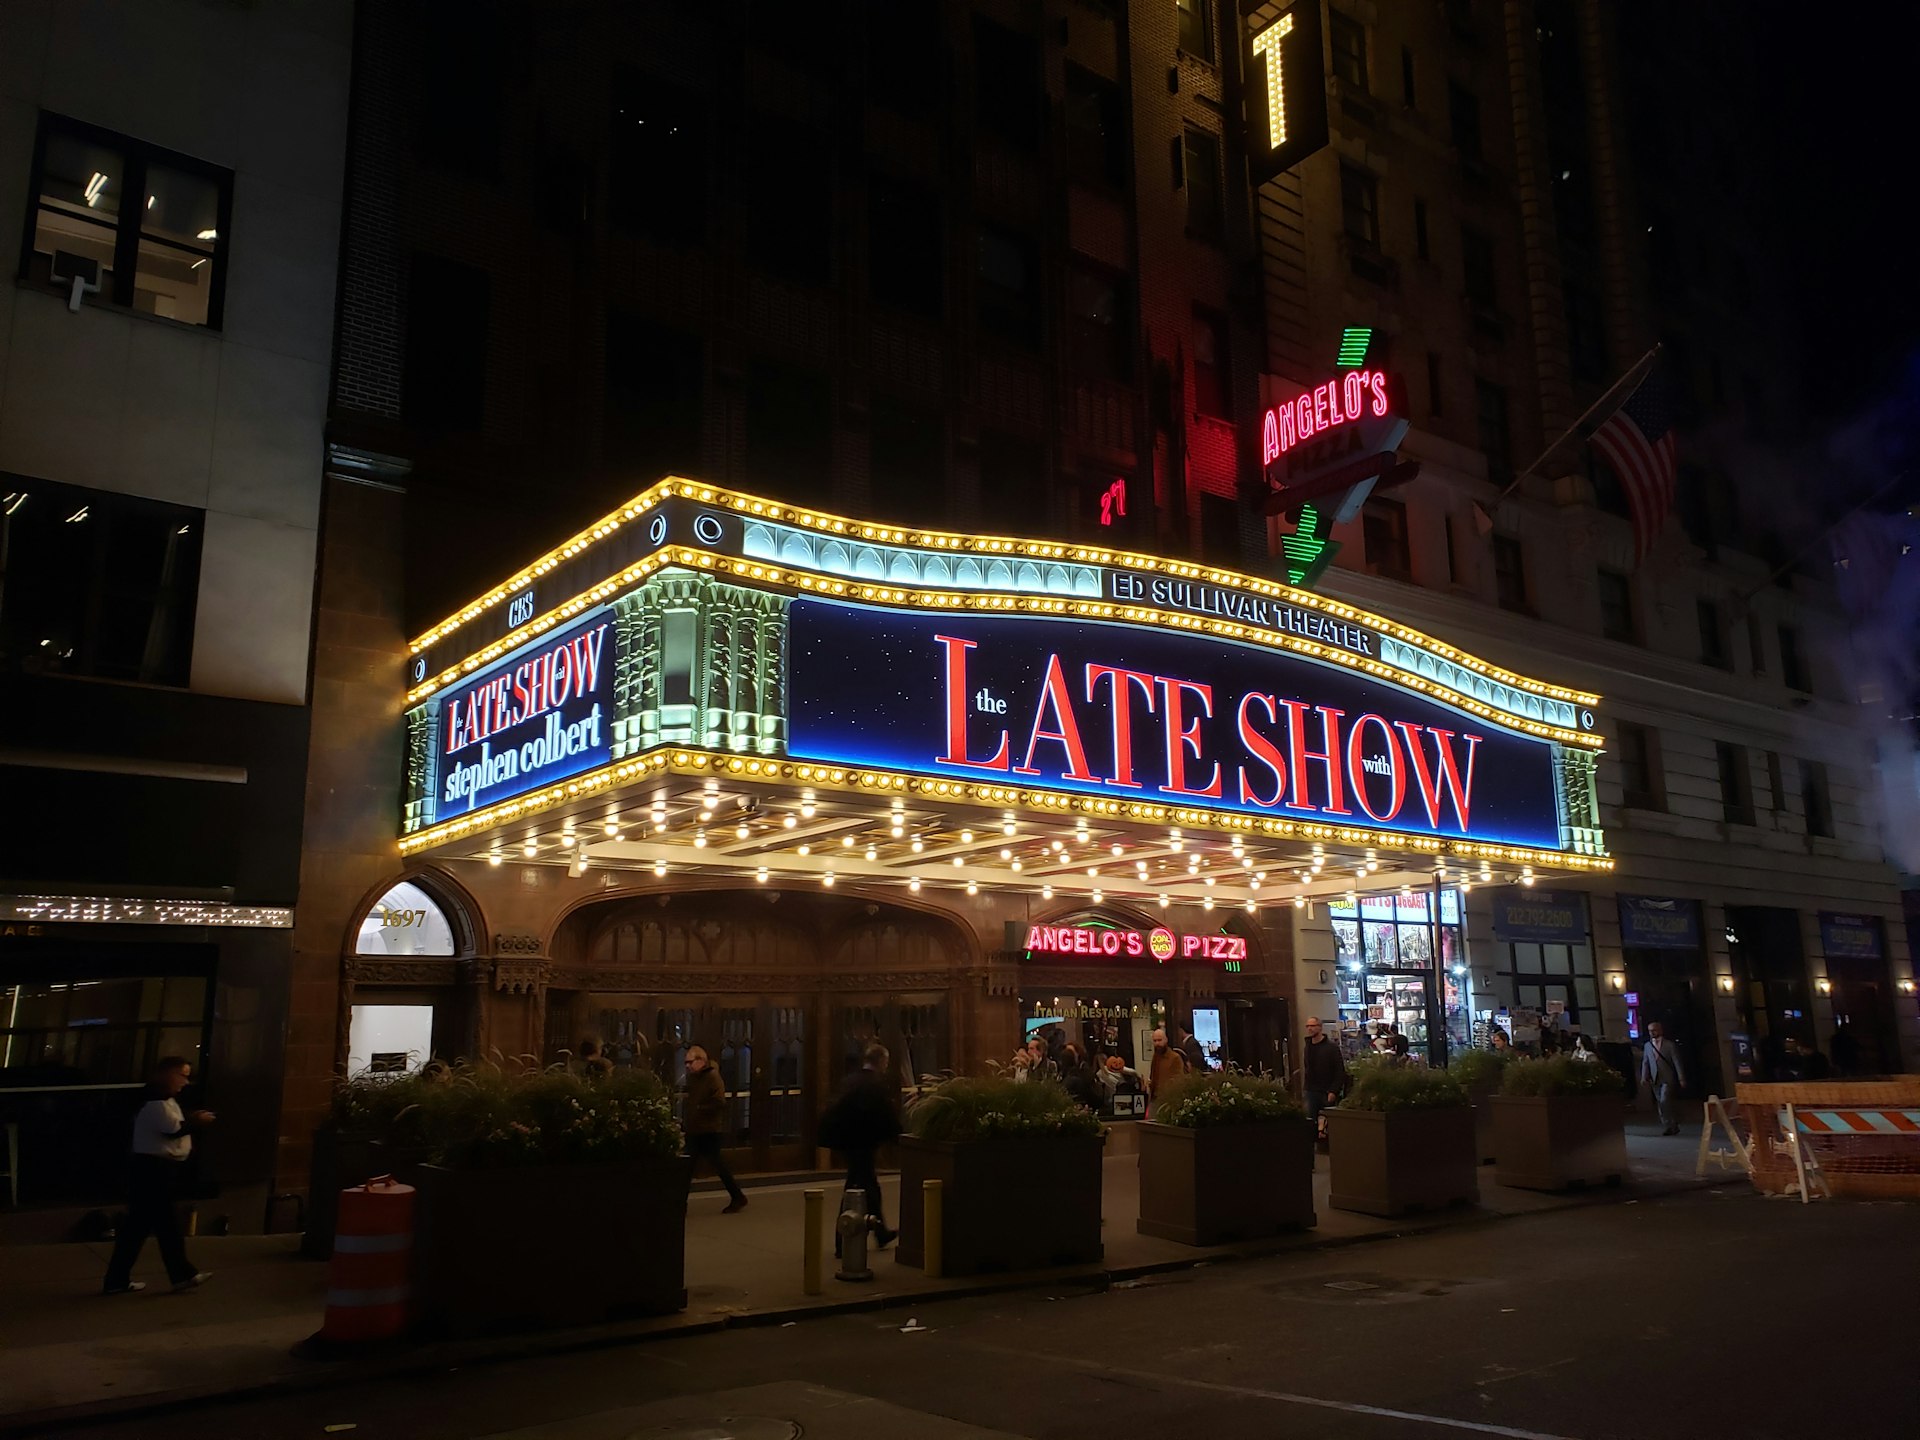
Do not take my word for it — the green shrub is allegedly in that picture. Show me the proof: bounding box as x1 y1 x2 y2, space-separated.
328 1060 680 1168
1152 1069 1304 1128
1340 1060 1469 1112
1449 1047 1515 1094
906 1074 1103 1142
1500 1056 1625 1099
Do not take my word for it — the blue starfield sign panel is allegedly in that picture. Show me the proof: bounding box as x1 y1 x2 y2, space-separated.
785 598 1565 849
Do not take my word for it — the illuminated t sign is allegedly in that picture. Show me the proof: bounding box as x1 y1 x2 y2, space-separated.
1247 1 1329 184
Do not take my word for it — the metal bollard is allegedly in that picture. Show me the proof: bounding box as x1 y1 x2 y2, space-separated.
834 1186 874 1282
922 1178 943 1279
803 1188 824 1295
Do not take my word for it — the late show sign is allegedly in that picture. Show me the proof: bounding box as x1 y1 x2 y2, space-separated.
785 599 1566 849
1023 923 1246 964
435 611 614 815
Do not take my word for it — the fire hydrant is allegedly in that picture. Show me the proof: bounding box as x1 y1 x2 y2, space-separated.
834 1187 874 1282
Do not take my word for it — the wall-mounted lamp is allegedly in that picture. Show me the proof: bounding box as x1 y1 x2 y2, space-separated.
1606 972 1626 992
1900 978 1916 995
1816 977 1833 996
1717 975 1736 993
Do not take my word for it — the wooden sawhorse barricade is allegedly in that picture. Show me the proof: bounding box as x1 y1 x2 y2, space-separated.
1701 1082 1920 1203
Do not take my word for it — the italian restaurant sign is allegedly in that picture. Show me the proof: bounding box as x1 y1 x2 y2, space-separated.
1022 923 1245 964
401 482 1605 862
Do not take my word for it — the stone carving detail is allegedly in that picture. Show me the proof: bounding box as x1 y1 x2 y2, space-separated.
347 956 462 986
981 950 1022 997
494 958 553 994
567 969 955 995
495 932 545 956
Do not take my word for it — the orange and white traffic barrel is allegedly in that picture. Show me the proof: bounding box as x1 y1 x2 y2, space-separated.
321 1174 414 1343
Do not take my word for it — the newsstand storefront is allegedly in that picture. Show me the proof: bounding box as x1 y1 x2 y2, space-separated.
356 479 1612 1168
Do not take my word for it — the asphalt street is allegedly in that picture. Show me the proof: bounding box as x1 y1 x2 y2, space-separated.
48 1187 1920 1440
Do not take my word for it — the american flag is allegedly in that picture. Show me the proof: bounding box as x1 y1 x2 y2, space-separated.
1591 366 1678 564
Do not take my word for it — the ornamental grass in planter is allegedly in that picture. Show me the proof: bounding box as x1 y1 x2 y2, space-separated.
1137 1070 1314 1245
1325 1059 1478 1217
897 1073 1104 1274
339 1061 689 1336
1491 1057 1629 1191
305 1065 446 1257
1449 1047 1516 1167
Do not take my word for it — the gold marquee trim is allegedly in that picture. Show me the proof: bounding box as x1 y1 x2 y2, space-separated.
404 479 1604 719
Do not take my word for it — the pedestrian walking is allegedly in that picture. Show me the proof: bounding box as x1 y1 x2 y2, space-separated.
1302 1016 1348 1144
1640 1022 1687 1135
1176 1024 1208 1073
102 1057 213 1295
682 1045 747 1212
1145 1027 1187 1114
818 1043 901 1252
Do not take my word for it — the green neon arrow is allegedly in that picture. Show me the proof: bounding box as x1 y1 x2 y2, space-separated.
1280 502 1340 588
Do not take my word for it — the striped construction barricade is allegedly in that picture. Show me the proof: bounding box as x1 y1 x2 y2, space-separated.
321 1174 414 1343
1734 1082 1920 1202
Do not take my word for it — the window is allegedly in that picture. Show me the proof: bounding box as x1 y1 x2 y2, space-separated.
1717 741 1755 826
1363 499 1411 579
1597 569 1634 642
1461 227 1496 307
1778 624 1811 692
869 173 944 320
1799 757 1833 838
976 224 1041 347
608 72 708 244
1448 82 1483 163
1615 722 1664 811
1747 613 1767 675
1401 45 1417 106
1341 164 1380 248
974 17 1041 148
1182 127 1224 240
1476 380 1511 483
0 475 203 686
1176 0 1214 62
1492 533 1527 612
1067 263 1133 384
1200 493 1240 565
1 972 208 1089
1427 351 1444 416
1331 11 1368 90
1765 750 1786 812
604 312 702 481
1697 598 1728 669
747 120 831 284
979 430 1046 525
1065 65 1127 190
1498 941 1601 1033
1191 307 1232 418
745 361 833 508
404 254 490 431
23 113 231 328
869 396 948 528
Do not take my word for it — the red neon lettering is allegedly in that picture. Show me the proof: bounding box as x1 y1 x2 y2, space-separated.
570 624 608 696
1262 411 1280 467
1126 932 1144 957
1087 665 1158 789
1158 678 1223 799
1016 653 1098 781
1102 930 1121 955
1278 700 1351 815
1394 722 1481 832
1182 934 1202 958
933 635 1011 771
1236 691 1288 808
1267 371 1393 459
1313 384 1330 431
1347 713 1407 823
1343 371 1363 418
1369 371 1389 415
1025 926 1044 950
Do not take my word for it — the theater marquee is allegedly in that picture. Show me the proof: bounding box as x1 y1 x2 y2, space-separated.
399 481 1607 872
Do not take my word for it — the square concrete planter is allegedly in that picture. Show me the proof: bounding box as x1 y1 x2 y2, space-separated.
1326 1105 1478 1217
414 1156 689 1336
1136 1118 1316 1245
1491 1095 1630 1190
897 1133 1104 1274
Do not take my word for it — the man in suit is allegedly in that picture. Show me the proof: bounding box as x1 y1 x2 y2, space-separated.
1640 1022 1687 1135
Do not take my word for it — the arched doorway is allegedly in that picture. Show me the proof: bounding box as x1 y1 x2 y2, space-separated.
548 887 973 1171
342 871 482 1076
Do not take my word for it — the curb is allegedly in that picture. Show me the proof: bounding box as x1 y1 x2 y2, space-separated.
0 1173 1720 1436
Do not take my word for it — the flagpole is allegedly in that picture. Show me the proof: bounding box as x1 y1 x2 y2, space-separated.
1491 343 1662 506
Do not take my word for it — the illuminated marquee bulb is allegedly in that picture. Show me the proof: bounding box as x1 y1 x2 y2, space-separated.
909 877 922 892
488 852 503 866
800 803 816 819
1159 895 1170 909
560 835 575 848
1051 840 1065 853
1085 867 1099 878
736 824 751 840
1000 849 1013 861
966 881 979 896
865 847 878 861
1003 820 1017 837
653 860 667 877
1041 886 1054 900
1092 890 1103 904
522 842 537 857
843 835 855 847
1203 898 1216 911
1011 860 1023 872
1251 11 1295 151
605 819 620 834
693 832 707 848
756 868 769 883
1110 844 1124 857
951 856 964 867
891 825 904 838
784 815 798 829
798 844 811 855
1293 895 1306 910
823 872 835 887
911 839 924 853
961 830 974 844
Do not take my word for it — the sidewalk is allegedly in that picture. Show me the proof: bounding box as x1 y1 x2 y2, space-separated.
0 1125 1720 1432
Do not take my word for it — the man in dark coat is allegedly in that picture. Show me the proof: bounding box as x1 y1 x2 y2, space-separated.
1302 1016 1348 1138
819 1042 902 1251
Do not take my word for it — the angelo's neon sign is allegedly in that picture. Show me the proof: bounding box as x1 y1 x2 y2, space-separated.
1260 369 1392 469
